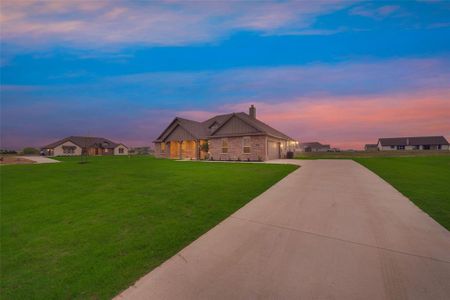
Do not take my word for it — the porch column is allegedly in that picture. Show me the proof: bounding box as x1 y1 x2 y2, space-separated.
179 141 183 159
196 140 200 160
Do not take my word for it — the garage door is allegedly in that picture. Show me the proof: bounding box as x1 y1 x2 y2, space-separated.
267 141 280 160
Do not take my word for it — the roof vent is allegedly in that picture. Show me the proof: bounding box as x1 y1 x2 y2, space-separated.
249 105 256 119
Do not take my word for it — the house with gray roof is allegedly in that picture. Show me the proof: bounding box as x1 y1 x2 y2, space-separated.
377 136 449 151
298 142 331 152
364 144 379 151
42 136 129 156
153 105 297 161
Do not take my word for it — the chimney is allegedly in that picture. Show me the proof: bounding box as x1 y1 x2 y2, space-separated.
249 104 256 119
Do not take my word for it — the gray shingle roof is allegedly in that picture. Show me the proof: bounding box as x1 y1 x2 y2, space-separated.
155 112 293 142
378 136 449 146
42 136 127 149
299 142 330 149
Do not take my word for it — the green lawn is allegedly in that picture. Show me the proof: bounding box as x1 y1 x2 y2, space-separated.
0 156 297 299
295 150 450 159
355 156 450 230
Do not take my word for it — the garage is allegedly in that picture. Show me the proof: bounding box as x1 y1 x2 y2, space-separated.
267 141 281 160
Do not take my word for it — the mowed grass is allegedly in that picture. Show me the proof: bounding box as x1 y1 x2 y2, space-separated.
355 156 450 230
295 150 450 159
0 156 297 299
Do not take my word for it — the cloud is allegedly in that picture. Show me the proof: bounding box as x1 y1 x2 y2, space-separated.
0 0 352 49
110 57 450 103
2 57 449 150
349 4 401 19
178 89 450 150
3 87 449 150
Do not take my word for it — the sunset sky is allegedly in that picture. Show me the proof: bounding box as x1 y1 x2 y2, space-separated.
1 0 450 150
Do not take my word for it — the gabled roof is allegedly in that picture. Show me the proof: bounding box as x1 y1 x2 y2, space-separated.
378 136 449 146
154 112 293 142
42 136 127 149
229 112 293 140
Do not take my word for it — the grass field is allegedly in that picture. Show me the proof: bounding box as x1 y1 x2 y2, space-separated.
295 150 450 159
0 156 297 299
355 156 450 230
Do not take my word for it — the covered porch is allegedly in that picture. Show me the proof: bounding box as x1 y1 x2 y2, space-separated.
162 140 208 160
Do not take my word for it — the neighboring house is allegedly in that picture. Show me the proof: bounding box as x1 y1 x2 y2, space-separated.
364 144 379 151
153 105 296 161
298 142 331 152
42 136 129 156
377 136 449 151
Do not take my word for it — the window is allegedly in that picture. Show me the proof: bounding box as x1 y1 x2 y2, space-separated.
243 137 251 154
161 143 165 153
390 146 395 149
397 145 405 150
119 148 124 154
63 147 75 154
437 145 441 150
221 139 228 153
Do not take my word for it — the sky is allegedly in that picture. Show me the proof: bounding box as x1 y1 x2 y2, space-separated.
1 0 450 150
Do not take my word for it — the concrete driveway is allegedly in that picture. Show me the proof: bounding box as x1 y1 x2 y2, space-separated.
115 159 450 300
21 156 60 164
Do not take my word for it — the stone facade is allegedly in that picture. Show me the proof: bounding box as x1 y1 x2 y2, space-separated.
154 142 166 158
114 144 129 155
53 141 82 156
153 106 297 161
155 136 296 161
209 135 267 161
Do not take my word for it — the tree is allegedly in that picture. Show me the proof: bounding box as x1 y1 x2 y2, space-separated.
22 147 39 155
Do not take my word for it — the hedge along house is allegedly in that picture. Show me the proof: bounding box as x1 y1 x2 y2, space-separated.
153 105 297 161
42 136 129 156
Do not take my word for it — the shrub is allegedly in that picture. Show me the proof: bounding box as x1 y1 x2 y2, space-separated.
200 141 209 153
22 147 40 155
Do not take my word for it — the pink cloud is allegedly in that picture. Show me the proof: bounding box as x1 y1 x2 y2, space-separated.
178 89 450 150
0 1 353 48
350 4 401 19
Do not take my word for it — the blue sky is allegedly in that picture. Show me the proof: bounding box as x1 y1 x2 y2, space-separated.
1 0 450 149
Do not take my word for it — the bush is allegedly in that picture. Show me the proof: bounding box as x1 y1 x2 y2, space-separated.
0 149 17 154
200 141 209 153
22 147 40 155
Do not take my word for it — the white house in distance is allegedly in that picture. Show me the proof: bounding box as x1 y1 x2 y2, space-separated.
42 136 129 156
297 142 330 152
377 136 449 151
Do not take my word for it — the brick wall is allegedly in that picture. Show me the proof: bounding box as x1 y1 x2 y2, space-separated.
209 135 267 161
154 142 168 158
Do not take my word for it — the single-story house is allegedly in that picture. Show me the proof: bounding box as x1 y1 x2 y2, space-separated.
364 144 379 151
298 142 330 152
153 105 296 161
377 136 449 151
42 136 129 156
